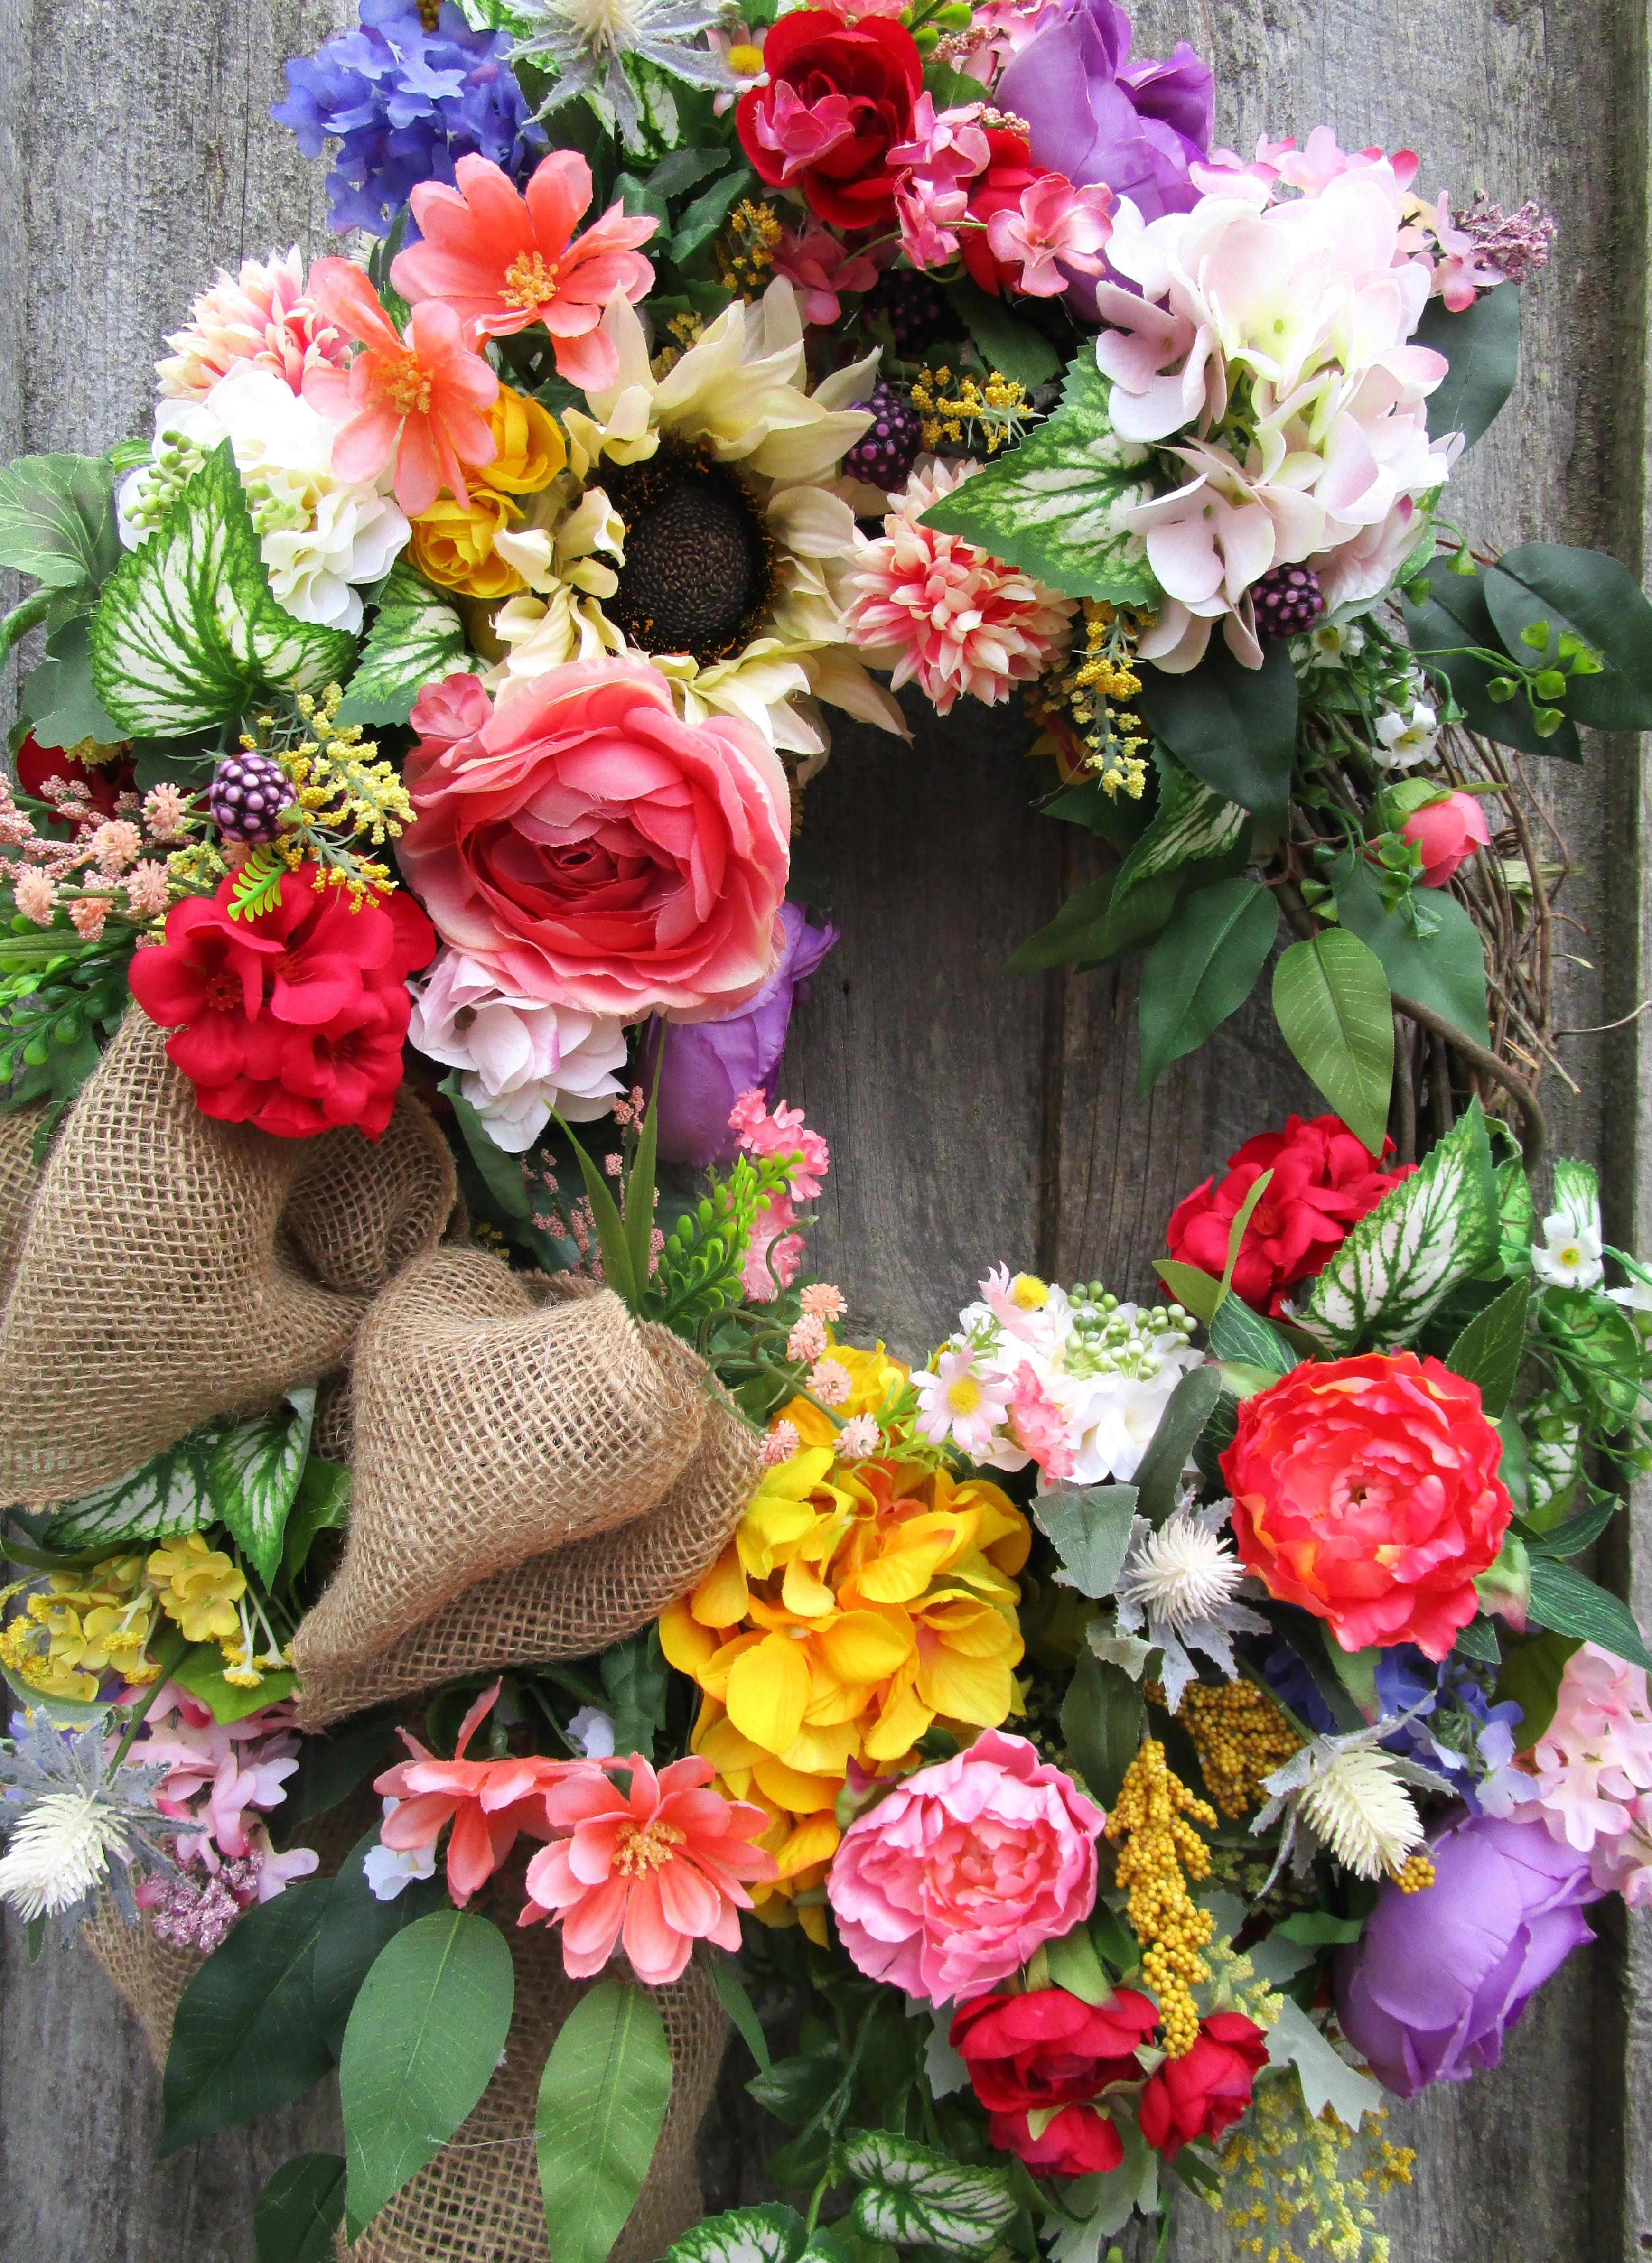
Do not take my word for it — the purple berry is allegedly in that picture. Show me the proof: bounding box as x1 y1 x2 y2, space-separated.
865 270 947 359
1252 562 1326 642
208 750 289 843
844 382 922 490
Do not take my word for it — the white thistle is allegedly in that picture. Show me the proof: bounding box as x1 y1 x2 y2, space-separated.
0 1713 180 1936
0 1790 134 1921
1254 1720 1451 1887
1113 1501 1268 1711
504 0 740 140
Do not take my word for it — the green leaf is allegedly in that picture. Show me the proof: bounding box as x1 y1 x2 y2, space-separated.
1007 869 1178 975
89 441 356 736
1494 1627 1582 1750
663 2206 810 2263
1550 1156 1601 1241
1307 1100 1499 1350
1444 1278 1531 1416
919 348 1156 603
558 1114 638 1307
1454 1613 1503 1666
173 1642 297 1723
281 1454 353 1586
625 1037 664 1304
254 2153 348 2263
1413 284 1521 449
0 453 121 593
43 1421 224 1550
1401 558 1582 763
1111 755 1247 903
941 277 1063 387
437 1074 532 1215
1207 1294 1296 1379
1133 1365 1224 1524
1525 1558 1652 1672
840 2129 1016 2256
210 1388 315 1585
644 145 730 199
278 1708 398 1837
1153 1258 1224 1325
1045 1921 1116 2006
1035 1484 1139 1599
312 1829 450 2060
1273 1911 1365 1947
1137 878 1278 1092
536 1979 674 2263
340 1910 516 2232
708 1955 771 2073
746 2054 841 2129
599 1625 671 1761
672 163 757 261
160 1880 334 2152
1483 544 1652 734
1264 1998 1381 2130
1523 1493 1616 1559
18 612 127 748
1494 1155 1535 1276
1135 639 1298 832
1061 1647 1145 1809
1332 865 1488 1047
1271 930 1393 1156
335 563 466 726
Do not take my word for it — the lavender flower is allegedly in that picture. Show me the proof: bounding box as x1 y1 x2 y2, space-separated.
272 0 546 237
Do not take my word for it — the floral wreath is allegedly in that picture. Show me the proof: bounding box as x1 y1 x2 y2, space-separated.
2 1 1650 2260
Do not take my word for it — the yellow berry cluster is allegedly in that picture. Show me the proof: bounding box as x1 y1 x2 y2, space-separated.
1180 1678 1304 1820
1217 2074 1413 2263
716 199 783 296
1106 1737 1216 2057
910 367 1029 455
1392 1852 1436 1894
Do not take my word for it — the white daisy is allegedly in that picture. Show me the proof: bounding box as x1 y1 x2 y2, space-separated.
913 1346 1014 1456
1532 1207 1605 1291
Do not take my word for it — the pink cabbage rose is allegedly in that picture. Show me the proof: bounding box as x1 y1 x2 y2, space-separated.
827 1729 1103 2002
399 659 791 1019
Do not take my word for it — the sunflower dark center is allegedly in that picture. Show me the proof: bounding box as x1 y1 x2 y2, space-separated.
604 440 776 668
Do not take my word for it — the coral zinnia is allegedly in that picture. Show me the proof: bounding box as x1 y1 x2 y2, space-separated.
392 151 657 394
846 456 1074 714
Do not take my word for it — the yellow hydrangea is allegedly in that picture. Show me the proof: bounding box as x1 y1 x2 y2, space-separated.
148 1533 246 1644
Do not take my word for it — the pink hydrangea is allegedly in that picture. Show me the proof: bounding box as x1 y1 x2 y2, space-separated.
156 246 349 401
1489 1643 1652 1901
846 458 1075 715
827 1729 1103 2002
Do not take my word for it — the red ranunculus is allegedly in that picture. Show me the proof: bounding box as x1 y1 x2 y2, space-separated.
957 130 1040 297
127 868 435 1139
15 733 134 825
737 9 922 231
951 1984 1159 2177
1222 1351 1516 1660
1165 1113 1414 1316
1138 2013 1268 2159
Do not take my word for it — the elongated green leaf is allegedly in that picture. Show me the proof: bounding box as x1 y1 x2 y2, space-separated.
1045 1921 1115 2006
1133 1364 1224 1524
440 1075 532 1215
1526 1558 1652 1671
279 1707 397 1835
920 349 1155 602
599 1625 671 1761
1138 878 1278 1091
0 453 121 592
537 1980 674 2263
1112 757 1247 903
842 2129 1016 2255
211 1389 315 1585
313 1831 449 2061
626 1040 664 1301
254 2153 348 2263
161 1880 334 2152
1272 930 1393 1157
335 563 466 726
281 1454 353 1586
1307 1101 1499 1349
89 442 355 735
1153 1257 1224 1324
340 1910 515 2232
558 1114 638 1306
173 1642 297 1723
1401 557 1582 763
1484 543 1652 734
1036 1484 1139 1599
1207 1294 1296 1378
664 2206 809 2263
1444 1278 1531 1416
708 1955 771 2073
1135 640 1298 830
672 163 758 261
1333 866 1488 1046
1414 283 1521 449
1061 1647 1145 1810
1007 869 1178 975
1524 1493 1616 1559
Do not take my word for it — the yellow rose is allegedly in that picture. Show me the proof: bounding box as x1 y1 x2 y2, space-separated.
478 385 567 494
410 490 527 601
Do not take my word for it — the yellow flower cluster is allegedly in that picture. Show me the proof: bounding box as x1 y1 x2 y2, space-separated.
410 383 566 601
1106 1738 1216 2058
1064 602 1151 798
716 199 783 297
1179 1679 1304 1821
910 368 1029 455
1217 2074 1413 2263
0 1557 162 1702
1393 1852 1436 1894
662 1345 1029 1943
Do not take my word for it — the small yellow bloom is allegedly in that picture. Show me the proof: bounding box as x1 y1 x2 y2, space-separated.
410 488 526 600
1007 1272 1049 1311
148 1533 246 1644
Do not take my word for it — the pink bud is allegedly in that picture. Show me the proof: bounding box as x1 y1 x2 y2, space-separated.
1400 790 1492 887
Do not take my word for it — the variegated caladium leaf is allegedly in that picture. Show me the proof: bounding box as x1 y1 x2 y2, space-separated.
44 1420 232 1551
335 562 465 726
209 1387 316 1585
840 2129 1016 2256
1306 1100 1499 1350
43 1393 316 1565
1549 1155 1601 1244
1110 755 1247 903
1495 1154 1534 1276
663 2207 810 2263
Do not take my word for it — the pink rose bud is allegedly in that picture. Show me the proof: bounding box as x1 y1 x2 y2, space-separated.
1400 790 1491 888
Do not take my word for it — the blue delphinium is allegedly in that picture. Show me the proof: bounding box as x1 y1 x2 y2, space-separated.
272 0 546 237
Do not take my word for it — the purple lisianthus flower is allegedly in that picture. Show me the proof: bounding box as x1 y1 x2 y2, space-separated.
272 0 545 237
649 903 838 1169
1334 1811 1601 2097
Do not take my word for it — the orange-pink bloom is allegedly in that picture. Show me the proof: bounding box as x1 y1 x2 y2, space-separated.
304 258 499 517
374 1682 565 1905
521 1754 776 1984
391 151 657 393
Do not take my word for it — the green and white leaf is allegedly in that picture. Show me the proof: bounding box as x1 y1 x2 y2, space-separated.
663 2206 810 2263
0 452 121 593
1265 1998 1381 2130
335 563 466 726
44 1420 230 1550
1111 755 1246 903
1524 1406 1583 1515
841 2129 1016 2255
1549 1156 1601 1245
1307 1100 1499 1350
919 348 1155 603
1495 1155 1534 1276
89 441 356 735
209 1387 317 1586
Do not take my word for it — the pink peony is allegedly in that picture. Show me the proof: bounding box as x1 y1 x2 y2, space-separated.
1009 1360 1075 1479
827 1728 1103 2002
156 245 349 401
399 660 791 1019
1400 789 1492 887
846 457 1075 714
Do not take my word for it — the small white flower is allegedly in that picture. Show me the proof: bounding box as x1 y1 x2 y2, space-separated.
1255 1723 1450 1886
363 1797 437 1902
1299 619 1366 668
1532 1207 1605 1291
0 1789 133 1921
1607 1277 1652 1313
1113 1502 1268 1711
566 1706 617 1760
912 1346 1013 1456
1372 699 1439 770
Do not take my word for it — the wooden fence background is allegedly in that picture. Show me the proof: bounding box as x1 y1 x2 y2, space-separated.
1 0 1650 2253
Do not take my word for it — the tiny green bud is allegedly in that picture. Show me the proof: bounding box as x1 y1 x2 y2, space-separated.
1533 706 1565 737
1486 676 1518 703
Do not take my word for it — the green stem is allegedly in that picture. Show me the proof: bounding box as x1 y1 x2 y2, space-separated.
110 1626 189 1767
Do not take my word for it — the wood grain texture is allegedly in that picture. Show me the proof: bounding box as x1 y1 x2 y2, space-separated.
0 0 1649 2254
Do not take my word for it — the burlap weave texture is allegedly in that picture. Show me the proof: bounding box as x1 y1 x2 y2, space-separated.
0 1102 43 1307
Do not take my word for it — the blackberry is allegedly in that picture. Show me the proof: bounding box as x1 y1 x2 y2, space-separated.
844 382 922 490
208 750 289 843
1252 562 1326 642
865 269 947 359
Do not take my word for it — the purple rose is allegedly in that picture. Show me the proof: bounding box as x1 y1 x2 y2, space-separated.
650 903 837 1168
1334 1812 1601 2098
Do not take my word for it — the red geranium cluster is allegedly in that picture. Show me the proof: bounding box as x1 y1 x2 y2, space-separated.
1165 1113 1415 1316
128 868 434 1139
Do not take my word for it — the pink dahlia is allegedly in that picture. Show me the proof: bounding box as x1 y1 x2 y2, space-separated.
846 458 1074 715
156 246 349 401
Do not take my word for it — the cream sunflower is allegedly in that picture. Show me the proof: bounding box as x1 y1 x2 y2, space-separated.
487 278 908 764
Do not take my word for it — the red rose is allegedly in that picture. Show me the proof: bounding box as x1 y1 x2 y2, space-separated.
957 130 1039 297
1221 1350 1515 1660
737 9 921 231
15 733 134 826
1138 2014 1268 2159
127 868 435 1140
1165 1113 1414 1316
951 1984 1159 2177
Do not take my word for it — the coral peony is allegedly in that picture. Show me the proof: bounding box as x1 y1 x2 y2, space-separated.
827 1730 1102 2002
951 1984 1158 2175
1401 789 1492 888
1138 2012 1268 2157
520 1753 775 1984
846 456 1074 715
391 151 656 393
737 8 922 231
127 866 434 1139
1165 1113 1414 1316
374 1683 565 1905
1222 1351 1515 1659
399 660 791 1019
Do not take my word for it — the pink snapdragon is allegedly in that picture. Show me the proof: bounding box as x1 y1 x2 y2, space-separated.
896 173 970 269
985 174 1113 297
